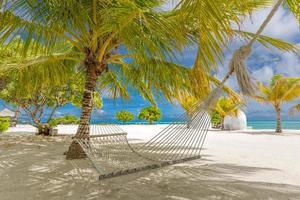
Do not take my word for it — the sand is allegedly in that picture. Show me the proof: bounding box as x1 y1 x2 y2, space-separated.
1 124 300 200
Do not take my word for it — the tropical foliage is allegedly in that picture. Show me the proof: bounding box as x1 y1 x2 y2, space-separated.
211 111 222 127
138 106 161 124
254 74 300 133
0 117 10 133
49 115 80 127
115 111 134 124
287 0 300 24
0 73 101 135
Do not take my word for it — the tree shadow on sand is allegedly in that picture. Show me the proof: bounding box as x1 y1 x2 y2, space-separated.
0 135 300 200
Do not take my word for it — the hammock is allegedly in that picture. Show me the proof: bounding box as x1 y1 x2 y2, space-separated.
76 88 220 180
73 0 283 180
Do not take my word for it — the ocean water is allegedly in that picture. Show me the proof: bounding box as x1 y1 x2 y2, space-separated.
20 115 300 130
247 120 300 130
90 119 300 130
95 120 300 130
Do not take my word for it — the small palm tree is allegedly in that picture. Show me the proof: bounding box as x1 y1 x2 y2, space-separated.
214 97 243 129
254 74 300 133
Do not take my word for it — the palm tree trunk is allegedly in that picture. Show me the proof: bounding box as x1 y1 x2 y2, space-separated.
66 50 106 159
37 124 52 135
66 67 98 159
275 105 282 133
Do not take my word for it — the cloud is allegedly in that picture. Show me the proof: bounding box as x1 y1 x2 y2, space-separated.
214 6 300 120
252 66 274 83
274 50 300 76
240 7 299 41
96 109 105 114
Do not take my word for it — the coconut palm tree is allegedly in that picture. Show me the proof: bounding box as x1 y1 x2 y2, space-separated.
0 0 192 158
254 74 300 133
0 0 298 158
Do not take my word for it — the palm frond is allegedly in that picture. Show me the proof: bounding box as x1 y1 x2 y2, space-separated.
233 30 300 54
286 0 300 24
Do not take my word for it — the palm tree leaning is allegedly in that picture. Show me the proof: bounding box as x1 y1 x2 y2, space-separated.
0 0 191 158
254 74 300 133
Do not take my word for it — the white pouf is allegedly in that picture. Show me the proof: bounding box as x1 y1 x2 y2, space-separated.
223 111 247 130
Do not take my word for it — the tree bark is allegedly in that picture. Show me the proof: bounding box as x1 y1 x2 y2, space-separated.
221 118 225 130
275 105 282 133
66 67 98 159
66 49 106 160
37 124 52 136
11 106 20 127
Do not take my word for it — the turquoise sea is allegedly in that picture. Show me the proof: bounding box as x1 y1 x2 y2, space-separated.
89 119 300 130
110 120 300 130
247 120 300 130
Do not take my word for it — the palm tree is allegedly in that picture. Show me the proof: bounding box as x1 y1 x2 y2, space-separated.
0 0 191 158
213 97 244 129
254 74 300 133
0 0 298 158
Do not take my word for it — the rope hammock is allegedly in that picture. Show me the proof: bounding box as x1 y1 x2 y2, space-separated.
74 0 284 180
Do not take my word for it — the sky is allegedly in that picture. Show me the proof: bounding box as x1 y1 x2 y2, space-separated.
1 2 300 123
219 6 300 120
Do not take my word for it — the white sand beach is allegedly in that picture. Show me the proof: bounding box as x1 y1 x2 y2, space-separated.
1 125 300 200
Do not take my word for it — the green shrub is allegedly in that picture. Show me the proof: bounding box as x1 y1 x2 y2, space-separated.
0 117 10 133
115 110 134 124
138 106 161 124
211 111 221 125
49 115 79 127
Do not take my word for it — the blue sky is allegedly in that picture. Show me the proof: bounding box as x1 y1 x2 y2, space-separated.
1 4 300 123
221 6 300 120
99 5 300 122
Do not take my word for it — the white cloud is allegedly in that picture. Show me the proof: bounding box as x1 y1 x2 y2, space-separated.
240 7 299 41
96 109 105 114
252 66 274 83
274 51 300 76
215 6 300 119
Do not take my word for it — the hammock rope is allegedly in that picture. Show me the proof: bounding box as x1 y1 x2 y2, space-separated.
74 0 284 180
228 0 284 96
